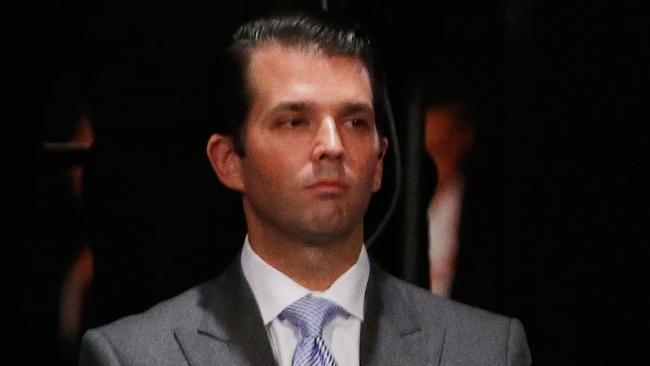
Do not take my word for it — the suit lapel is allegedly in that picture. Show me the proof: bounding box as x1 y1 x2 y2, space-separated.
174 257 277 366
360 262 446 366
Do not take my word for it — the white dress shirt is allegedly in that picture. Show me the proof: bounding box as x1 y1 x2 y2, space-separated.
427 175 464 296
240 236 369 366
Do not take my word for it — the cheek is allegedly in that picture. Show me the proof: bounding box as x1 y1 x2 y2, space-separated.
244 146 303 187
351 147 382 182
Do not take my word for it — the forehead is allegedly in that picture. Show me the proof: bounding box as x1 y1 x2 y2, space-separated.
245 43 373 109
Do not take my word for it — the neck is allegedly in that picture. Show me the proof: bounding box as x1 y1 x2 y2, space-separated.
246 222 363 292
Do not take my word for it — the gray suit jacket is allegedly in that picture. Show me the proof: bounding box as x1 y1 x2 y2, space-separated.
80 259 531 365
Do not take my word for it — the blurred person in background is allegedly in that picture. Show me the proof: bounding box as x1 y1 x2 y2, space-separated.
423 97 475 296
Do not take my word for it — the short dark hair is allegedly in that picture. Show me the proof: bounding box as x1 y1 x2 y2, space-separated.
216 10 383 156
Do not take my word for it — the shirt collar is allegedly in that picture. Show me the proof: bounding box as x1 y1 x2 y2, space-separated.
240 235 369 325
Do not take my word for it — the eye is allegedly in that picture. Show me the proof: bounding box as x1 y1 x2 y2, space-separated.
290 118 307 127
347 118 370 128
279 118 308 129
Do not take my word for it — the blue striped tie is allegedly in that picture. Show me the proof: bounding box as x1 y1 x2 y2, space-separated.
279 295 345 366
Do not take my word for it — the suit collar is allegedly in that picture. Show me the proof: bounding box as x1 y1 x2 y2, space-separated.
360 261 446 366
174 256 277 366
173 255 446 366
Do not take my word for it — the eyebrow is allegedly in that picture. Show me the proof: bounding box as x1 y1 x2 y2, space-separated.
339 102 374 117
268 101 309 115
267 101 374 116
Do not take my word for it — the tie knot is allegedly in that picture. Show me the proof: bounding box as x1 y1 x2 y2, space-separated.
280 296 345 338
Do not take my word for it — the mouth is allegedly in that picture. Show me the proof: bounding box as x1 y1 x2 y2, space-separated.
306 180 349 195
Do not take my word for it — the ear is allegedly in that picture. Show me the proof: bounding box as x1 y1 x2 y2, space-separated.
372 136 389 192
206 133 245 192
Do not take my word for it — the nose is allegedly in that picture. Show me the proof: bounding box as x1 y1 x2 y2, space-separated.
312 117 344 161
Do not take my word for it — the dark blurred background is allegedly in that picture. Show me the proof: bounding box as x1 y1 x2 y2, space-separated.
14 0 647 365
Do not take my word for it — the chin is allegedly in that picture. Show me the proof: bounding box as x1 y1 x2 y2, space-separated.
298 214 359 245
298 230 353 246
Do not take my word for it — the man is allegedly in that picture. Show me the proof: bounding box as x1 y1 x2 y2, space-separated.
80 11 531 366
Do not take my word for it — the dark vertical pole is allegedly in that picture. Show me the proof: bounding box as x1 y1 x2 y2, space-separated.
401 79 422 284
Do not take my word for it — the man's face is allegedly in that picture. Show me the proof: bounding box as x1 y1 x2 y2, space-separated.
235 44 386 244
